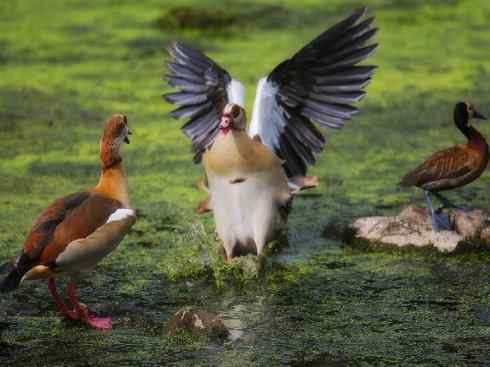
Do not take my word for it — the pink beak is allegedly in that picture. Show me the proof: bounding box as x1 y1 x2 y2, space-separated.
219 115 232 133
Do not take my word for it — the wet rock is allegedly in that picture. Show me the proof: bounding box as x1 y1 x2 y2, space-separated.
168 307 229 339
350 205 490 252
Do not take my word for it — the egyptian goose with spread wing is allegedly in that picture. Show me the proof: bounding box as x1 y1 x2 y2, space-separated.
164 8 378 261
400 102 488 231
0 114 136 330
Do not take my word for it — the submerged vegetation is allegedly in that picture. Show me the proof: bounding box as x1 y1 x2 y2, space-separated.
1 0 490 365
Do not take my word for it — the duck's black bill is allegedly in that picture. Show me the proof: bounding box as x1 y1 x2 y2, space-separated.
474 110 487 120
124 130 132 144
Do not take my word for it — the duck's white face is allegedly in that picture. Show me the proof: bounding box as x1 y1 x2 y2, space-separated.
219 104 246 134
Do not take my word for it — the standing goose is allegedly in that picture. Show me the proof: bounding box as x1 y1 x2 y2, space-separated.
164 8 378 261
0 115 136 330
400 102 488 231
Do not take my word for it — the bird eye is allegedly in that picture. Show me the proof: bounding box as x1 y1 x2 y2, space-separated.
232 106 240 118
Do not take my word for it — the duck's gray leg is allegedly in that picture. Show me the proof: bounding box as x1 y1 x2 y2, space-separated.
432 191 468 211
425 191 452 231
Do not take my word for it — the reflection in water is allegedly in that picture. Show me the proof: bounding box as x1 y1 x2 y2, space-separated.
219 297 265 343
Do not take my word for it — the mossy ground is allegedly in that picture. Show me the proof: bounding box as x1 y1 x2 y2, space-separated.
1 0 490 365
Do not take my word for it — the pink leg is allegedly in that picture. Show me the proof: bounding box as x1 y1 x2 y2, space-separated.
66 282 112 330
47 278 78 320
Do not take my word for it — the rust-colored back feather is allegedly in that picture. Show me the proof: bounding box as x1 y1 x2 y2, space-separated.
400 145 475 188
20 192 121 266
23 192 90 257
39 194 122 264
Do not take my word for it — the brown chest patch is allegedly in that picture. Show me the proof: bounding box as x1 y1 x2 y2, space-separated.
203 131 282 177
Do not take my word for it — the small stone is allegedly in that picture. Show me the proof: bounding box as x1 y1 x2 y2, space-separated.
168 307 229 339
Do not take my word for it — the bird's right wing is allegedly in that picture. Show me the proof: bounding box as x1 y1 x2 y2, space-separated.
164 42 244 163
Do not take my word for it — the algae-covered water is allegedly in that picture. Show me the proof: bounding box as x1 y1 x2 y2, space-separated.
1 0 490 365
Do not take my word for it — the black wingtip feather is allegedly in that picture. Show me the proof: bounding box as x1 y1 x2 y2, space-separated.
325 44 379 70
0 269 22 293
308 7 369 49
264 8 377 177
164 42 232 161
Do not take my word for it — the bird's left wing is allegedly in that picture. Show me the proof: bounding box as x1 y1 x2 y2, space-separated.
248 7 378 177
164 42 244 163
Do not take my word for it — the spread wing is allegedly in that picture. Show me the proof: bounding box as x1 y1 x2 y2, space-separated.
164 42 244 163
400 146 475 187
248 7 378 177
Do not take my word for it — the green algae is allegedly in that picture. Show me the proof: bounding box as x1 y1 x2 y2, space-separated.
1 0 490 365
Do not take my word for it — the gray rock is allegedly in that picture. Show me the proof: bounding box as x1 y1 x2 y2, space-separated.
350 205 490 252
168 307 229 339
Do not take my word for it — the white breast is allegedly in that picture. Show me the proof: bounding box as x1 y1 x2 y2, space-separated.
208 167 289 256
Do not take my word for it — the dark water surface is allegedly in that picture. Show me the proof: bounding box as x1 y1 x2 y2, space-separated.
1 198 490 366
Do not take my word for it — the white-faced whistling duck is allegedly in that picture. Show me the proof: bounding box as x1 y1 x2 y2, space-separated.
400 102 488 231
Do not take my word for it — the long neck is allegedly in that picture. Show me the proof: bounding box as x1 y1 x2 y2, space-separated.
219 129 254 158
93 143 130 208
466 126 488 151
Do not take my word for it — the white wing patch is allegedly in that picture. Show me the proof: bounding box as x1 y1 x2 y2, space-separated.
287 180 301 193
226 79 245 107
249 77 280 150
106 208 136 223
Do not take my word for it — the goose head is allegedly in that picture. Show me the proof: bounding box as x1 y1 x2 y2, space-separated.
219 103 246 134
100 114 132 169
102 114 132 146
